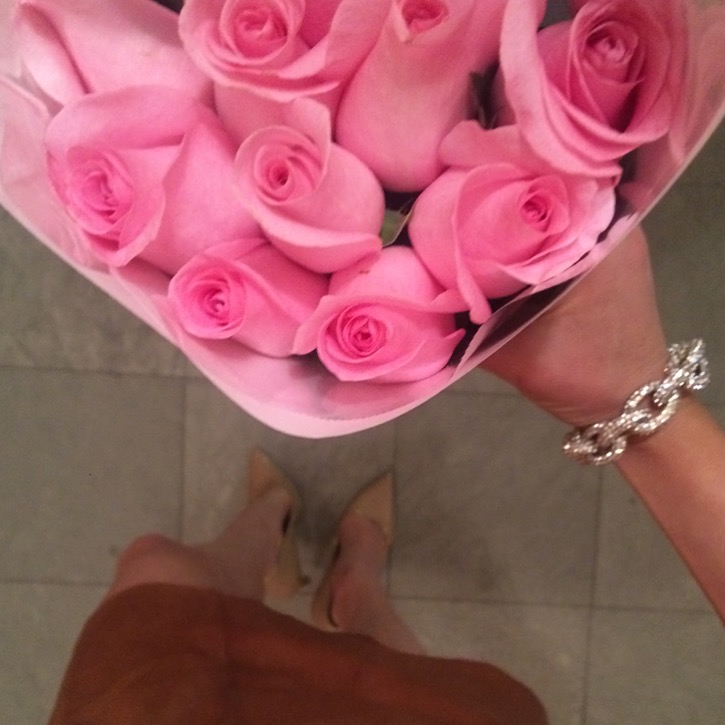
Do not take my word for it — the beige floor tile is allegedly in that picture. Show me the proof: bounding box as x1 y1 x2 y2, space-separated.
595 470 715 613
594 405 724 612
0 369 184 582
0 583 105 725
396 599 588 725
585 609 725 725
644 184 725 406
392 392 601 605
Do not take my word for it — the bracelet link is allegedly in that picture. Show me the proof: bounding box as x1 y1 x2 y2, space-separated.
563 339 710 466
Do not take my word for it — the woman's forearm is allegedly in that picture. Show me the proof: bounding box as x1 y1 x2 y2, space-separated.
615 397 725 617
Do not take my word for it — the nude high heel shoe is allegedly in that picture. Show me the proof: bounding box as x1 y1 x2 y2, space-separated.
247 449 308 599
311 472 394 631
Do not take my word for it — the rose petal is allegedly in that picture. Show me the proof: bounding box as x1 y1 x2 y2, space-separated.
45 86 242 269
441 123 534 171
179 0 389 99
335 0 508 191
214 77 342 142
142 122 260 273
412 124 617 317
44 85 220 154
235 99 384 272
299 0 343 46
315 303 459 382
169 238 327 356
408 170 467 291
329 244 459 307
294 247 464 382
498 0 683 176
15 0 212 106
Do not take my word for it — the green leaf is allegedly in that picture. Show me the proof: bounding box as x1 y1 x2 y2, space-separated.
381 206 413 247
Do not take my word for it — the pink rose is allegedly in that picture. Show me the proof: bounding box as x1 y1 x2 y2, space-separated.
299 0 344 46
168 238 328 357
45 85 259 272
495 0 685 177
14 0 211 109
409 122 617 322
179 0 390 139
293 247 465 383
335 0 508 191
234 99 384 273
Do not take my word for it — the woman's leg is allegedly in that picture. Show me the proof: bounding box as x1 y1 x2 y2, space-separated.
106 487 291 601
325 514 427 656
107 475 424 655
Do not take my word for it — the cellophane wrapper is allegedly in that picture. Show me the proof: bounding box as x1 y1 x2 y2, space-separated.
0 0 723 437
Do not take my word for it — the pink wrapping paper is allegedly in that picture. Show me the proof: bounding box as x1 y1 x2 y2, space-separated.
1 0 723 438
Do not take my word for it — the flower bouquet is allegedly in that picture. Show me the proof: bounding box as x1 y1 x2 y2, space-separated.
0 0 723 437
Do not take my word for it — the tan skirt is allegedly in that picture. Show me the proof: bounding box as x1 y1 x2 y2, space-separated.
49 583 547 725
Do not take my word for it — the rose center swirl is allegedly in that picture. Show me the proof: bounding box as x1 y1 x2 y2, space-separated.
187 270 248 334
254 141 321 203
203 288 230 319
585 21 640 83
220 0 290 60
335 309 387 357
62 148 133 237
399 0 449 34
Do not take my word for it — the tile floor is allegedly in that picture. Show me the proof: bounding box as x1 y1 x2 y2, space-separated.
1 124 724 724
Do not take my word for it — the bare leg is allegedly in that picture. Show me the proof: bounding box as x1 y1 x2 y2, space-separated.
107 485 425 657
106 488 290 601
326 515 426 656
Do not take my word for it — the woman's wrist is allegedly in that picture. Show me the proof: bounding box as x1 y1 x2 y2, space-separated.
561 340 710 465
615 394 700 464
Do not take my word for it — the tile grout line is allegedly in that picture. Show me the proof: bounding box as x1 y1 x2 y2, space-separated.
386 417 400 597
0 361 186 380
0 577 111 588
179 378 188 543
387 594 594 612
579 466 606 725
384 592 716 616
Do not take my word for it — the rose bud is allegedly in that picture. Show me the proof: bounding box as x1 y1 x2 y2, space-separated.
168 238 328 358
294 246 465 383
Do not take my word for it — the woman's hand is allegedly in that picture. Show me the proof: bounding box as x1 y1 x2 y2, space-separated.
484 226 725 616
481 227 669 427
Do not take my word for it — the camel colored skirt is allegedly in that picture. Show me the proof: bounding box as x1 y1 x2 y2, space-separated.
49 583 547 725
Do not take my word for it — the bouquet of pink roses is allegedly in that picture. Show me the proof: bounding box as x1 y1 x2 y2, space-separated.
1 0 723 436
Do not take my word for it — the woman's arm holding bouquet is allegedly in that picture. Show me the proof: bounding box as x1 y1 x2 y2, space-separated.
482 228 725 618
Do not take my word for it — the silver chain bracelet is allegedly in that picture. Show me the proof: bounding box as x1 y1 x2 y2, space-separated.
562 339 710 466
